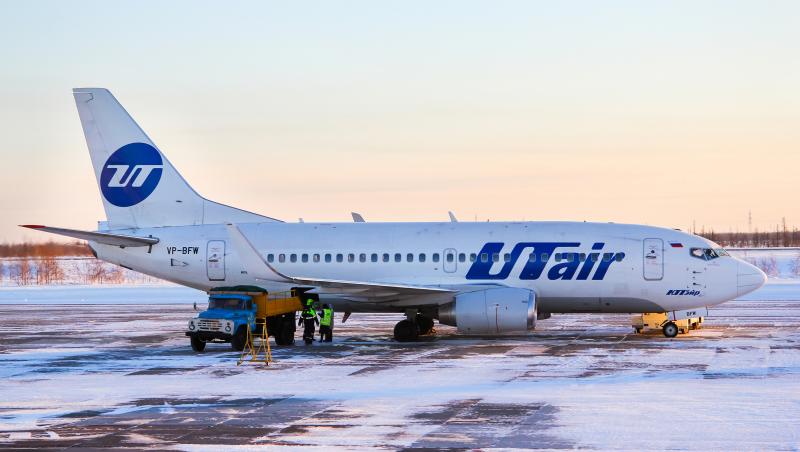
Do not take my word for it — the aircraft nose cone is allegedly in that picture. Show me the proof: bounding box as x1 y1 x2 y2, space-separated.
737 260 767 297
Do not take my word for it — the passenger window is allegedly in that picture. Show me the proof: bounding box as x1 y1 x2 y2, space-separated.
371 253 378 263
541 253 549 262
313 253 320 263
591 254 598 262
470 253 476 262
579 253 586 262
359 253 366 263
481 253 488 263
290 254 297 263
407 253 414 262
325 253 332 263
336 253 343 263
555 253 561 262
503 253 511 262
279 254 285 263
301 254 308 263
383 253 390 262
603 253 612 262
394 253 402 262
348 253 355 263
433 253 440 262
528 252 536 262
615 253 625 262
445 253 453 262
492 253 500 262
419 253 426 262
567 253 575 263
267 254 274 263
458 253 466 262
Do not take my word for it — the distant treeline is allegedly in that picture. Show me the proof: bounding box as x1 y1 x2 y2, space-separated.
0 240 92 258
698 229 800 248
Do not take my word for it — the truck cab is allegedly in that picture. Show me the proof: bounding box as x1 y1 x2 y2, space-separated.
186 294 256 352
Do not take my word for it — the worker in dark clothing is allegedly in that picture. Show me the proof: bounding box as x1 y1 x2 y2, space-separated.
298 298 319 345
319 304 333 342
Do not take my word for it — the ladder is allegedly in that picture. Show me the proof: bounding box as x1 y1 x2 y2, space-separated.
237 318 272 366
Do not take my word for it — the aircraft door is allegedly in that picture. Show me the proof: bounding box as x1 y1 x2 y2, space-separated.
207 240 226 281
643 238 663 280
443 248 457 273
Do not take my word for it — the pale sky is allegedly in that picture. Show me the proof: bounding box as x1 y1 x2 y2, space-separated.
1 1 798 242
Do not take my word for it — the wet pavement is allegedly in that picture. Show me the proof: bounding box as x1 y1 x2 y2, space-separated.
1 287 799 450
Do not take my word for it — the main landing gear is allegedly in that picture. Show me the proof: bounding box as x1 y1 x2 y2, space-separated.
393 310 436 342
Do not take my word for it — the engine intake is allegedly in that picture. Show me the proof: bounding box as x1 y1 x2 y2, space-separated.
438 287 537 334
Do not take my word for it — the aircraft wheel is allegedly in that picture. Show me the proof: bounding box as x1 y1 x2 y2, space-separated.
417 315 435 335
394 319 419 342
662 322 679 338
231 327 248 351
190 335 206 352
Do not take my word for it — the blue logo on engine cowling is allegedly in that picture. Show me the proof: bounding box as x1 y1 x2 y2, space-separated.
100 143 163 207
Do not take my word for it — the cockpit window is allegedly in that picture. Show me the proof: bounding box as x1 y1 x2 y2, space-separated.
690 247 728 261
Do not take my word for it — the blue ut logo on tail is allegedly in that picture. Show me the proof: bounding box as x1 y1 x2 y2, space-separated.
100 143 163 207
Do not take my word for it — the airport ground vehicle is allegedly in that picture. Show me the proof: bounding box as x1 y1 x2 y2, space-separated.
186 287 302 351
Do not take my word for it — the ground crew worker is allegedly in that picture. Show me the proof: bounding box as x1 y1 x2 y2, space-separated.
298 298 319 345
319 304 333 342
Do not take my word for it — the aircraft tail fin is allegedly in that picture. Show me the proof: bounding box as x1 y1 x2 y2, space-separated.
72 88 279 229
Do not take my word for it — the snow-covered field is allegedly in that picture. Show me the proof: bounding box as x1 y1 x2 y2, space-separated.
0 283 799 449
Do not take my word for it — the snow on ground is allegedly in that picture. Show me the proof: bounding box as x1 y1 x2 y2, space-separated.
0 283 799 449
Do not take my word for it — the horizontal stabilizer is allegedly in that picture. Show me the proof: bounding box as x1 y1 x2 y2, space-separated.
20 225 159 248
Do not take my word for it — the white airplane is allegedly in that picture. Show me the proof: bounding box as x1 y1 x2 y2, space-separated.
24 88 766 341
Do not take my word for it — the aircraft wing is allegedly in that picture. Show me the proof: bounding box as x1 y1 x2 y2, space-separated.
225 223 453 300
20 225 159 248
288 276 453 298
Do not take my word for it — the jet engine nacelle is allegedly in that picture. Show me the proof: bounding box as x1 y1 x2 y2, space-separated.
438 287 537 334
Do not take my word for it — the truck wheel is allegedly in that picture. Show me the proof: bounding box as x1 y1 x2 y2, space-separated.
190 336 206 352
280 326 295 346
231 327 248 351
662 322 679 338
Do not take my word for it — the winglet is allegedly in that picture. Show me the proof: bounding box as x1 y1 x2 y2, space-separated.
448 211 458 223
351 212 366 223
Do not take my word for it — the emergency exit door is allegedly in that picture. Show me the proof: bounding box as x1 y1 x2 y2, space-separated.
207 240 226 281
443 248 457 273
643 238 663 280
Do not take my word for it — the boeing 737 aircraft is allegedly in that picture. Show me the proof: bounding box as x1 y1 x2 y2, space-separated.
24 88 766 342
